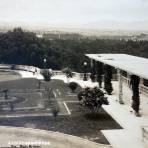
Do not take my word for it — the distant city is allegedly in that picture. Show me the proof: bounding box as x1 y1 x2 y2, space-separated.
0 25 148 41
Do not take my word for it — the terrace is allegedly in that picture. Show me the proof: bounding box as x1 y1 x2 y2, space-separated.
0 64 120 148
0 55 148 148
85 54 148 148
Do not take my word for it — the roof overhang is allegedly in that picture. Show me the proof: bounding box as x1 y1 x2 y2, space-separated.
85 54 148 80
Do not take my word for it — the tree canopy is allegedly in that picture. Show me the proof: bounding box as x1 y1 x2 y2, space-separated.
0 28 148 72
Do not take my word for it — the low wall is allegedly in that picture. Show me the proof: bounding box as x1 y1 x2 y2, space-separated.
0 64 40 73
0 126 112 148
0 64 148 95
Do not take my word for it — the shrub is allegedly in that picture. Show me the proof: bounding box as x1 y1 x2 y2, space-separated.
77 87 109 113
62 67 73 78
41 69 52 81
69 82 78 93
10 64 16 70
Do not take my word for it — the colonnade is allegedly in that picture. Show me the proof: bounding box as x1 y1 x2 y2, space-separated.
88 59 140 116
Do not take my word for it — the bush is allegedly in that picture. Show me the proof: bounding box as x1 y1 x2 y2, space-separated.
10 64 16 70
62 67 73 78
77 87 109 112
69 82 78 93
41 69 52 81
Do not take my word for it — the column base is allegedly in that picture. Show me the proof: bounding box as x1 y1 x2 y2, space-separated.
119 93 124 104
119 100 124 104
134 111 141 117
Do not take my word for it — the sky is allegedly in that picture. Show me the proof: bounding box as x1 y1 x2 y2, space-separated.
0 0 148 30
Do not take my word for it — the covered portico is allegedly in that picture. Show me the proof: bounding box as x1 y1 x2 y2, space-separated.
85 54 148 116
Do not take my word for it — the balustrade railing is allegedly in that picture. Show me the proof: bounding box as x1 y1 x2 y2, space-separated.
0 64 148 95
121 75 148 96
142 126 148 147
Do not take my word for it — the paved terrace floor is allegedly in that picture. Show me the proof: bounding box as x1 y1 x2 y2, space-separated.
102 82 148 148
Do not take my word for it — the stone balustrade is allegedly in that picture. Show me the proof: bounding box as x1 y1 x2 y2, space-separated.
142 126 148 147
0 64 148 95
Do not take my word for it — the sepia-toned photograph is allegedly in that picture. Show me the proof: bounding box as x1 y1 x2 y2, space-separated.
0 0 148 148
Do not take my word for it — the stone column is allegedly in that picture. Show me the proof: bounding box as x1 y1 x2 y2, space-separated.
90 60 96 82
83 62 88 81
96 62 103 88
90 59 93 68
117 69 124 104
130 75 140 116
104 64 113 95
127 73 131 88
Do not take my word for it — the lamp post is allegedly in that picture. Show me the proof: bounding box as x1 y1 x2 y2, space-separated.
83 62 87 81
43 58 47 69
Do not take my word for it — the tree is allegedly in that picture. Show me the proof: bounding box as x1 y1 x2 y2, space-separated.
0 27 148 72
69 82 78 93
77 87 109 113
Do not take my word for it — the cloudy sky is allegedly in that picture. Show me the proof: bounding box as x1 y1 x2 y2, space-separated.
0 0 148 30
